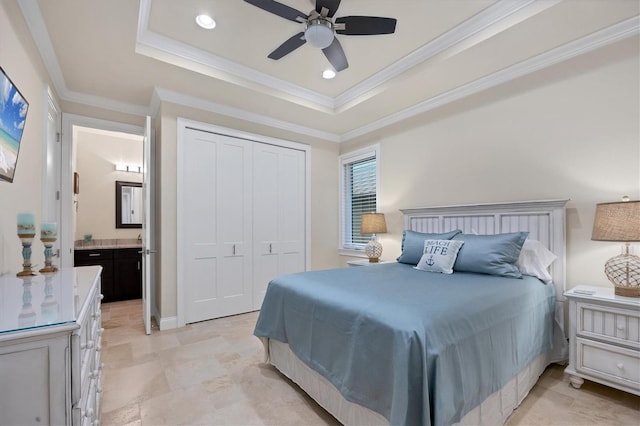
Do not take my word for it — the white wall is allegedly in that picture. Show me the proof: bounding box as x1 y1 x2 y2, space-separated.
74 127 143 241
0 2 53 275
341 46 640 289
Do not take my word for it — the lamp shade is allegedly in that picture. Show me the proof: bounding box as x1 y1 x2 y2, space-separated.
591 200 640 242
361 213 387 235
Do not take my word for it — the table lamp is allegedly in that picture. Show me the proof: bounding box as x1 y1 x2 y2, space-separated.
361 213 387 263
591 197 640 297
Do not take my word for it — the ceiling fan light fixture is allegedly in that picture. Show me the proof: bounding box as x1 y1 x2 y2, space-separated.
305 18 334 49
322 69 336 79
195 14 216 30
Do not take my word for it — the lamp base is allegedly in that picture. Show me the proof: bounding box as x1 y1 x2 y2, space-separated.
365 239 383 263
605 253 640 298
614 286 640 297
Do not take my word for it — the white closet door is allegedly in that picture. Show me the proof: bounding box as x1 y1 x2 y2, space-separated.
184 129 253 323
253 143 306 310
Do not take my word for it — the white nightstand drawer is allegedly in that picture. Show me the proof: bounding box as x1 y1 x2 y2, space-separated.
577 338 640 389
576 302 640 349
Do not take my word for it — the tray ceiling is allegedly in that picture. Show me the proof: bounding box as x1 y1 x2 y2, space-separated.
15 0 640 142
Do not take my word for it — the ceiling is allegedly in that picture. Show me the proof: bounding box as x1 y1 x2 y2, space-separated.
14 0 640 142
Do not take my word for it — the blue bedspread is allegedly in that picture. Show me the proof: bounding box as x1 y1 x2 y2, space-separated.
254 263 556 425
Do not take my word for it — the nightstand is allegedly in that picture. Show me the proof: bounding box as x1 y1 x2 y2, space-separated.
347 259 392 267
564 285 640 396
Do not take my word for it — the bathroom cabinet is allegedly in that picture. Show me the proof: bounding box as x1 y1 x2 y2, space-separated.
74 248 141 302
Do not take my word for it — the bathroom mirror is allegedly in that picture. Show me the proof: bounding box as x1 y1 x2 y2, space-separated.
116 181 143 228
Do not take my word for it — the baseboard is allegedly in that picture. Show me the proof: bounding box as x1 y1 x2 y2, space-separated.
158 315 178 330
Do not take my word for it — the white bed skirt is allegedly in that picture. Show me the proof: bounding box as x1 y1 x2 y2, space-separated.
262 338 550 426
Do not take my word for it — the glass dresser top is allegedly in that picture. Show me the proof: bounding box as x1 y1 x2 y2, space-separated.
0 266 101 335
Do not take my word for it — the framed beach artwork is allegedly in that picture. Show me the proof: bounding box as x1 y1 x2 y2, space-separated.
0 66 29 183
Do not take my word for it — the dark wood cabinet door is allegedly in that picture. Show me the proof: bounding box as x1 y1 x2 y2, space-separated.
74 249 115 302
113 249 142 301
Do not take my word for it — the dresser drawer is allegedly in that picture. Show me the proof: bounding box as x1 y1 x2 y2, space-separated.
576 337 640 390
576 302 640 349
72 280 102 408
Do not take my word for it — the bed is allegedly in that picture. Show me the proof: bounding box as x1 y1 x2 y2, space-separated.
254 199 569 425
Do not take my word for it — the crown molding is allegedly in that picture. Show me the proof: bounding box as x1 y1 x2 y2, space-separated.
18 0 151 118
154 87 341 143
334 0 559 110
17 0 67 94
341 15 640 142
64 89 151 117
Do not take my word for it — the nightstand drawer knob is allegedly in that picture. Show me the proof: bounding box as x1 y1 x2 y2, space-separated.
617 324 625 330
616 362 624 370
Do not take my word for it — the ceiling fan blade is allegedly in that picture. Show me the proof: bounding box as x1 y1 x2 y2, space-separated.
335 16 397 35
244 0 307 22
322 38 348 71
268 32 307 60
315 0 341 18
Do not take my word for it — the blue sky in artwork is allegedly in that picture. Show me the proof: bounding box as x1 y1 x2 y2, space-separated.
0 70 28 144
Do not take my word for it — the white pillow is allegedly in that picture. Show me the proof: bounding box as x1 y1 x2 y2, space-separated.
517 239 557 284
415 240 464 274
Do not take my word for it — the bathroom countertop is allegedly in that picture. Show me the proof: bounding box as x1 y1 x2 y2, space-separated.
74 239 142 250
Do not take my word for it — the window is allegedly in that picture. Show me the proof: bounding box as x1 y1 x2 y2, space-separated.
339 145 380 252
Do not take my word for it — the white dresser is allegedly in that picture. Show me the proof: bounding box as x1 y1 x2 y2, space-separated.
0 266 103 425
564 286 640 396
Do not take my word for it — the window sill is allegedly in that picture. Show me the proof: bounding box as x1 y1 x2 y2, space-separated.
339 249 368 258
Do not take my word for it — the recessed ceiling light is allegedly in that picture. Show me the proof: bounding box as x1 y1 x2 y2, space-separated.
322 69 336 79
196 14 216 30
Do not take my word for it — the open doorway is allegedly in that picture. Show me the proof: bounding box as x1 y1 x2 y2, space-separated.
60 114 154 331
72 126 143 303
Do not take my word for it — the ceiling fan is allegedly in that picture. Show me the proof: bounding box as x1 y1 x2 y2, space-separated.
244 0 397 72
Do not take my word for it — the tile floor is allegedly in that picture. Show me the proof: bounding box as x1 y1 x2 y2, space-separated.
100 300 639 425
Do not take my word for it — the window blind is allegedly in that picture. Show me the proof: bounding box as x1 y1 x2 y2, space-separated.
342 155 377 249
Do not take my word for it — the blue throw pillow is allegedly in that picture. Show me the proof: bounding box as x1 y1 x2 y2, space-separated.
397 229 462 265
452 232 528 278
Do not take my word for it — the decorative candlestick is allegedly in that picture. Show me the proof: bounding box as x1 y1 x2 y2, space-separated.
17 213 37 277
39 222 58 273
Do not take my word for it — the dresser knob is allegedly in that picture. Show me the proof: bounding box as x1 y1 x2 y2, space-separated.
617 362 624 370
99 294 104 300
85 408 94 418
616 324 625 331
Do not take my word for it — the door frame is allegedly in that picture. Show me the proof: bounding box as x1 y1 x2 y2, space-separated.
176 118 311 328
41 86 61 236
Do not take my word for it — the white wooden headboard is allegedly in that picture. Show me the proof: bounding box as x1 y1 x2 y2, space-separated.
400 199 569 301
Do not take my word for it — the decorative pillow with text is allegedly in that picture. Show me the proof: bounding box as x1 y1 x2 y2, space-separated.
415 239 464 274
